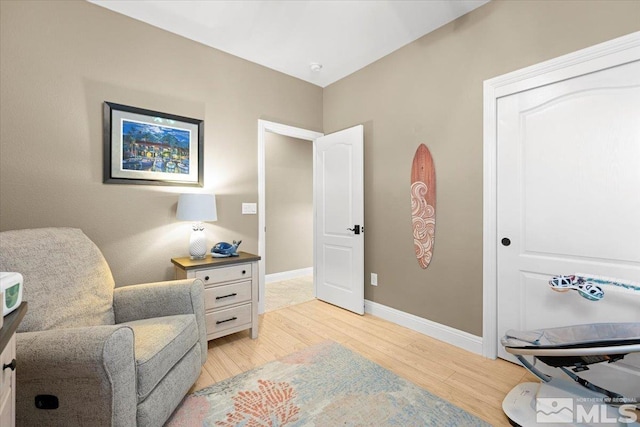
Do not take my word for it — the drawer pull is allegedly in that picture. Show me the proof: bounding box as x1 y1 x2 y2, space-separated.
3 359 16 371
204 276 210 281
242 270 246 275
216 316 238 325
216 293 238 300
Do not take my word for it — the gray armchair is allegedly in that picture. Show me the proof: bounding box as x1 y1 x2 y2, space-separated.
0 227 207 426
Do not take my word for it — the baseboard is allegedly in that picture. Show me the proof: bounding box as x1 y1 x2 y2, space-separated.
266 267 313 284
364 300 484 356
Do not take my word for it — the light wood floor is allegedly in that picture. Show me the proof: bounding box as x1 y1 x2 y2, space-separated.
191 299 535 426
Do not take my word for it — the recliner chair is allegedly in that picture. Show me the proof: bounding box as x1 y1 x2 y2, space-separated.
0 227 207 426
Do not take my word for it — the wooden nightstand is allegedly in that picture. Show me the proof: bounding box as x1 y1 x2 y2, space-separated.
172 252 261 341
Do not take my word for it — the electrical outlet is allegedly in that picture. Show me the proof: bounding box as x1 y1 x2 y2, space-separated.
371 273 378 286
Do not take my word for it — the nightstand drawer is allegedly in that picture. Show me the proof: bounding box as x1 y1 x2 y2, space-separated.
204 281 251 309
195 263 252 285
206 304 252 334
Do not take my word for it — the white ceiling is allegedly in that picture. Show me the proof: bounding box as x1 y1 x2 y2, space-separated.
89 0 489 88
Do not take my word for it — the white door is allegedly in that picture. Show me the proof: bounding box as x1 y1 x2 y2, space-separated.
314 125 364 314
496 58 640 390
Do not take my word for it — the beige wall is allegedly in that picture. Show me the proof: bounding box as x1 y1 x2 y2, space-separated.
0 1 322 286
265 133 313 275
323 0 640 335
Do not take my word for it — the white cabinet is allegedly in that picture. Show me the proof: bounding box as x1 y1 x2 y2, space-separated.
0 334 16 427
0 302 26 427
172 252 260 340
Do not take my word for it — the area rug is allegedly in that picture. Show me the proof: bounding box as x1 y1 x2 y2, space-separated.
166 340 489 426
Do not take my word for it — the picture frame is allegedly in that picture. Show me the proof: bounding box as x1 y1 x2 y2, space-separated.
103 102 204 186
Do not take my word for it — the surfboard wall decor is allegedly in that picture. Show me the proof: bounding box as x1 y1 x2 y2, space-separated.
411 144 436 269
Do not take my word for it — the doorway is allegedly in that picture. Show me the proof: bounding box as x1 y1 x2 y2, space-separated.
258 121 366 316
257 120 323 314
264 131 314 312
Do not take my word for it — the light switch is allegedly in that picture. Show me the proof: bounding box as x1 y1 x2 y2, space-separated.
242 203 257 214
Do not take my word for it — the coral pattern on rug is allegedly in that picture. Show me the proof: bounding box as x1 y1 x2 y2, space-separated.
166 341 489 426
215 379 299 427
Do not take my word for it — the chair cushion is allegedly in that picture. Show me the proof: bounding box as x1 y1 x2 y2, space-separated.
0 227 116 332
122 314 199 402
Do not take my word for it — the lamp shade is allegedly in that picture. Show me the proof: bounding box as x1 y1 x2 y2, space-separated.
176 194 218 221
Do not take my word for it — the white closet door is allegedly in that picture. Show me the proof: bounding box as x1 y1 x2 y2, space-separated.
496 59 640 391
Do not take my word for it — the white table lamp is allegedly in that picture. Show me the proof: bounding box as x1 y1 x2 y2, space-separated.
176 193 217 259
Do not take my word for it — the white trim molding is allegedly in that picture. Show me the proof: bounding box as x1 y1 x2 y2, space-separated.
265 267 313 284
365 300 483 356
258 120 323 315
482 32 640 359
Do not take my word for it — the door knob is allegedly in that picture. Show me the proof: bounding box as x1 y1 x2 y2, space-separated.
347 225 361 234
501 238 511 246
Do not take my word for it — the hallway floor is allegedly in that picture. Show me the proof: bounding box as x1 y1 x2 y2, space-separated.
265 275 314 312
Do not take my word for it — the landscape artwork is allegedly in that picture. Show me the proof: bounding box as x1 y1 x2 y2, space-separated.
103 102 204 187
121 120 191 175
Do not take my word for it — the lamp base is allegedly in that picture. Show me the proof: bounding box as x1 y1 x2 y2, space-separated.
189 229 208 259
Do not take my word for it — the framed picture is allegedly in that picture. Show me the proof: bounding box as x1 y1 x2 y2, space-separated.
103 102 204 186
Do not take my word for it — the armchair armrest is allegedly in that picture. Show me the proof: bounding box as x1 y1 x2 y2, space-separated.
17 325 136 426
113 279 206 365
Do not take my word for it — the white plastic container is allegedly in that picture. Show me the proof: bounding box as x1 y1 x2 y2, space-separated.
0 272 23 316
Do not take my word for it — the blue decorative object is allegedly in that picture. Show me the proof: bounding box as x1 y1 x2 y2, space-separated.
549 273 640 301
211 240 242 257
549 275 604 301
